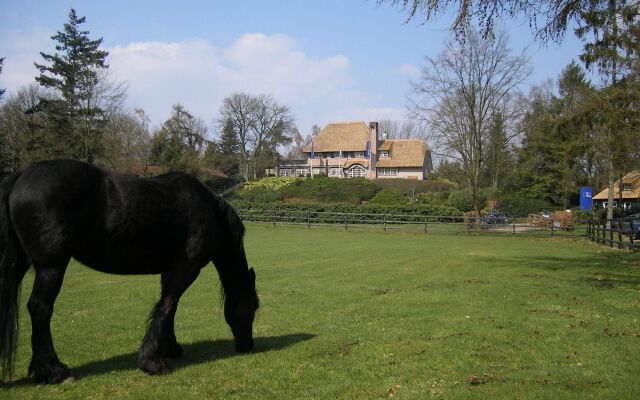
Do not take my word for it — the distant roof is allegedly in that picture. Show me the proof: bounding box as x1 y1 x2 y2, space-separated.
377 140 428 168
304 121 370 152
593 170 640 200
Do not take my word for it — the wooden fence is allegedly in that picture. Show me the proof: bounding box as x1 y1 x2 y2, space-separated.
587 218 638 250
236 209 638 251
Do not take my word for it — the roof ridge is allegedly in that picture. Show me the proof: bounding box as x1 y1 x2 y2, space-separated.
325 120 367 125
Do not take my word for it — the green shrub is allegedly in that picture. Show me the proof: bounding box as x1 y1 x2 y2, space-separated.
372 178 457 195
369 188 409 205
416 191 450 206
447 189 487 212
280 176 378 204
570 208 594 221
231 200 464 222
239 186 284 202
241 176 297 192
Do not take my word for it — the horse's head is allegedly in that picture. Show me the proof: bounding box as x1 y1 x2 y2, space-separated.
224 267 259 353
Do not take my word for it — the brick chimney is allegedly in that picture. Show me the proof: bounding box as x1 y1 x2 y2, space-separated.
368 122 378 178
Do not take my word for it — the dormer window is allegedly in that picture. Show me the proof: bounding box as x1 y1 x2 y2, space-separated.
379 150 389 158
622 183 631 192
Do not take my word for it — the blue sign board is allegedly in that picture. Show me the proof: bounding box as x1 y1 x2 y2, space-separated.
579 187 593 210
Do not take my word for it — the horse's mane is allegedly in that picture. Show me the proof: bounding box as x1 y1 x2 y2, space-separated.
213 193 245 248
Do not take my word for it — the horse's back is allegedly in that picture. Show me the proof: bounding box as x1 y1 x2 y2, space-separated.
8 160 214 274
9 160 107 265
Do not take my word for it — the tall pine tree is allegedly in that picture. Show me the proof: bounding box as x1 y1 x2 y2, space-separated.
34 8 109 164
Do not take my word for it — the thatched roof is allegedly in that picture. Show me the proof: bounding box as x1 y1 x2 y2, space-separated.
304 121 370 152
593 170 640 200
377 140 428 168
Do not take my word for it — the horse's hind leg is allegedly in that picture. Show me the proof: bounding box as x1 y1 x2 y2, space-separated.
138 266 200 375
27 261 71 384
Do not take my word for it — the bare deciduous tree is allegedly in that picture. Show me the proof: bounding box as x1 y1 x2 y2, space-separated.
410 30 530 215
378 119 423 139
219 92 295 181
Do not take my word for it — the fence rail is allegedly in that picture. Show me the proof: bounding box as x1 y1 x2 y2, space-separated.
237 209 638 250
587 218 638 250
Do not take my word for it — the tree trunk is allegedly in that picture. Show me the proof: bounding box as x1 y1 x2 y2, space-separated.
606 153 614 221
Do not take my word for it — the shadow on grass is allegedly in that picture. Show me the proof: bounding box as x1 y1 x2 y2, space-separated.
480 250 640 288
5 333 315 387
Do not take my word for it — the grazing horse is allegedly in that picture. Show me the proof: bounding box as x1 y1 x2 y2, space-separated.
0 160 259 384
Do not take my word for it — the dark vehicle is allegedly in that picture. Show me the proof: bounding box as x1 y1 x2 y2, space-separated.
623 213 640 239
481 209 508 225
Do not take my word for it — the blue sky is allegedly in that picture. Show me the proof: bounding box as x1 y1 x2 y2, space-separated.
1 0 588 137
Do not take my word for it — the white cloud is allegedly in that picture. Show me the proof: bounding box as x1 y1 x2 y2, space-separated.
362 107 408 123
107 33 356 132
396 63 421 80
0 29 51 90
1 30 407 136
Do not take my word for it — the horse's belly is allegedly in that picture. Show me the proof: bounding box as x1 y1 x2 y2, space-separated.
73 237 181 275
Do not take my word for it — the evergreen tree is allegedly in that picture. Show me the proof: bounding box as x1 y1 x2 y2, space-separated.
483 111 515 190
150 104 206 171
575 0 640 219
34 8 109 163
204 118 240 176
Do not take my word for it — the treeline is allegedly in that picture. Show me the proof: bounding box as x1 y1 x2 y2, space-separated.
424 11 640 217
0 9 295 182
432 59 640 212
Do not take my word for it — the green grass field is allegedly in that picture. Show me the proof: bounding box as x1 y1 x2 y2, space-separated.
3 224 640 399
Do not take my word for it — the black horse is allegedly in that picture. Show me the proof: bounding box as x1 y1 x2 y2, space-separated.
0 160 259 384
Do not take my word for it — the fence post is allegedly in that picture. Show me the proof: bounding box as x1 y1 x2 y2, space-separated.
272 210 276 228
344 214 347 231
629 220 635 247
384 215 387 233
597 219 602 243
512 218 516 238
617 219 623 249
307 211 311 229
551 218 555 237
424 217 427 234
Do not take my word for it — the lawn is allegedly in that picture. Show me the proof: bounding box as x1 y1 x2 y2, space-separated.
3 224 640 399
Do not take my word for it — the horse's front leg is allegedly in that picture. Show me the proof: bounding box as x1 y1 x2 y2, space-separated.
137 266 200 375
27 263 72 384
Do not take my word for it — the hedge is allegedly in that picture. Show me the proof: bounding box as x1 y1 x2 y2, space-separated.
231 200 464 223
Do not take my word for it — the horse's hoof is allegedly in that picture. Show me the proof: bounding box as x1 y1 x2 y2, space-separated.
139 358 171 375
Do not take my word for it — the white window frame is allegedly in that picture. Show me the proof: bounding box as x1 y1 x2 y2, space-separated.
347 165 366 178
354 151 365 158
378 167 398 176
379 150 389 158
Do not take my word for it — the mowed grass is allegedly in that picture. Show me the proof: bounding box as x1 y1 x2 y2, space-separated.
3 224 640 399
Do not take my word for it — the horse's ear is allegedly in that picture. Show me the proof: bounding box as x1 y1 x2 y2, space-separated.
248 267 256 282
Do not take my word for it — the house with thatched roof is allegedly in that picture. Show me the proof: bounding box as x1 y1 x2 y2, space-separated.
593 170 640 213
267 121 432 180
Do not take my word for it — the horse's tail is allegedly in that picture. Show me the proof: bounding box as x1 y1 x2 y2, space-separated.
0 173 29 379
